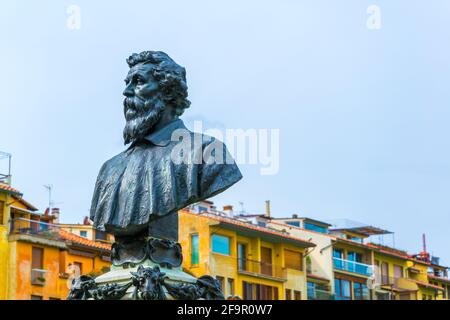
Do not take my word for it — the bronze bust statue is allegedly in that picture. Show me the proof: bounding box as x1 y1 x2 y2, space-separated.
68 51 242 300
90 51 242 249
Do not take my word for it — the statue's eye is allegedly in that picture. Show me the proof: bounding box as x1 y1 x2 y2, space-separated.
136 77 145 85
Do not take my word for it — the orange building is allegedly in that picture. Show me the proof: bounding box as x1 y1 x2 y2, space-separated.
0 182 111 300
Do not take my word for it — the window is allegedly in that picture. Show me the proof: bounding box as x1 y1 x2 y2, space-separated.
31 247 44 286
304 222 328 234
191 234 199 265
381 262 389 284
353 282 369 300
333 249 344 269
0 200 4 225
216 276 225 292
30 295 42 300
95 230 107 241
285 289 292 300
285 221 300 227
211 234 230 255
243 281 254 300
260 247 273 276
284 249 303 271
333 249 343 259
347 251 363 262
227 278 235 296
394 265 403 279
294 291 302 300
80 230 87 238
243 281 278 300
237 243 247 270
334 278 351 300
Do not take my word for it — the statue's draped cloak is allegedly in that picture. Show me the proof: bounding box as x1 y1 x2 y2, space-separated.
90 119 242 235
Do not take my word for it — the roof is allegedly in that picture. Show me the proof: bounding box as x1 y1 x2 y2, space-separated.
272 216 332 227
333 239 430 265
13 196 39 211
59 229 111 251
428 274 450 284
269 220 338 239
183 210 315 249
328 219 392 236
366 243 412 261
409 279 444 291
0 183 39 211
0 183 22 196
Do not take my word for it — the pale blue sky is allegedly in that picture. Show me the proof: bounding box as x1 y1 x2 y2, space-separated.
1 1 450 265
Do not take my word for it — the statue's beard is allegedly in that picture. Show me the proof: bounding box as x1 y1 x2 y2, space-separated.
123 95 166 145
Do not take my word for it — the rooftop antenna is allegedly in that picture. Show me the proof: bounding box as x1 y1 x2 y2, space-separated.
43 184 54 213
238 201 245 215
0 151 12 184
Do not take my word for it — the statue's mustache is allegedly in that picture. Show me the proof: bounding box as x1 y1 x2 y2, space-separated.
124 97 148 120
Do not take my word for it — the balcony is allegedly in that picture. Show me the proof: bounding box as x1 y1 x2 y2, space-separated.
10 218 62 240
238 258 287 281
307 287 335 300
375 275 419 299
31 269 47 286
333 257 373 277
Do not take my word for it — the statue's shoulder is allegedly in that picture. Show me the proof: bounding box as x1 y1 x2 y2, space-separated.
98 151 127 172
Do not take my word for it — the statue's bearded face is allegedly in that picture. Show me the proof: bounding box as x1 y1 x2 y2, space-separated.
123 63 166 144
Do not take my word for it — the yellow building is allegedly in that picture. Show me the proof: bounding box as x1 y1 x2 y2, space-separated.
178 206 315 300
266 216 450 300
427 262 450 300
266 216 336 300
59 219 115 244
0 182 111 300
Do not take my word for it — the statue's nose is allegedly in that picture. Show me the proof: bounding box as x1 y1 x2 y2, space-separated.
123 84 134 97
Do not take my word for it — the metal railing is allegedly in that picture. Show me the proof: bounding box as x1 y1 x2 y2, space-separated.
10 218 62 240
307 287 335 300
333 257 373 277
238 258 287 280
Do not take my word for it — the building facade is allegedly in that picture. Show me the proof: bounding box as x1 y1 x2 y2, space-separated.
179 206 315 300
0 182 111 300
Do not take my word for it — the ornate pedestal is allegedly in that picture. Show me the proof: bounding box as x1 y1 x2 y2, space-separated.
67 238 224 300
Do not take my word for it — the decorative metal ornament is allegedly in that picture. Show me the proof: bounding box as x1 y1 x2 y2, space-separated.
67 265 224 300
111 238 183 268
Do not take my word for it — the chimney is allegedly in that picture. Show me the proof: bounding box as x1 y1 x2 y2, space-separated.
51 208 60 224
265 200 271 218
223 205 233 217
83 216 91 225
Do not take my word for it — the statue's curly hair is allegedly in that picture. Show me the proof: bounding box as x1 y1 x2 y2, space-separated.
126 51 191 116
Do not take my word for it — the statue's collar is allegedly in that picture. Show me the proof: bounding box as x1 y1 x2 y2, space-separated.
144 118 187 147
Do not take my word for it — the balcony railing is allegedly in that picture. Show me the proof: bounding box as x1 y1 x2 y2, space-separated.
31 269 47 286
307 287 335 300
333 257 373 277
10 218 62 240
238 258 287 280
